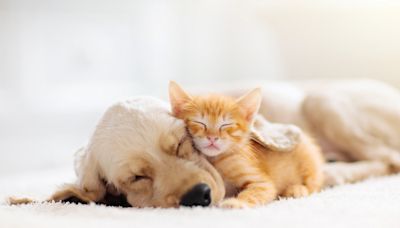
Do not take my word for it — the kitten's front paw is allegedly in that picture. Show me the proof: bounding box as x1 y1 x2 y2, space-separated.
219 198 249 209
282 185 309 198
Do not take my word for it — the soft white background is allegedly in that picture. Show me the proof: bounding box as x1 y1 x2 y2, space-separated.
1 0 400 176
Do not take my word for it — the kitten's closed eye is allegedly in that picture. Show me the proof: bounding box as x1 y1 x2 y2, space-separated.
190 120 207 130
219 123 235 131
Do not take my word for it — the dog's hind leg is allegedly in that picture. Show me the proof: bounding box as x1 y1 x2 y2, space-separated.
302 91 400 171
323 160 391 187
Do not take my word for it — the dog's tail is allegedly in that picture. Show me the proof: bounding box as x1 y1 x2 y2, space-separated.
323 160 392 188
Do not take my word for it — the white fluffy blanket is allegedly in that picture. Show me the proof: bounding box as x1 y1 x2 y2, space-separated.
1 167 400 228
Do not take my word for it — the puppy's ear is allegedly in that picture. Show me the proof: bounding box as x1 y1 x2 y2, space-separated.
50 183 104 204
7 183 98 205
160 120 193 158
168 81 192 117
236 88 262 123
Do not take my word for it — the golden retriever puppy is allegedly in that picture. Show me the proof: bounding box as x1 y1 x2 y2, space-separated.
10 97 225 208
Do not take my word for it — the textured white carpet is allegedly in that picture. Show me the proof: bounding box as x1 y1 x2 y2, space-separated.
1 167 400 228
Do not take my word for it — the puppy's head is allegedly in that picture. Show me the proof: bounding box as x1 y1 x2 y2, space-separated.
100 98 225 208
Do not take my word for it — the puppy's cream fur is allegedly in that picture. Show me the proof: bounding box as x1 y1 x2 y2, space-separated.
218 79 400 186
10 97 225 207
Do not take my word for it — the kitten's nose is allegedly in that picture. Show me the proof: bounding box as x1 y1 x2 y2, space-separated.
207 136 219 143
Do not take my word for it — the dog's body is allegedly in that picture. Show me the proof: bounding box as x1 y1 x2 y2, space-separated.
221 79 400 185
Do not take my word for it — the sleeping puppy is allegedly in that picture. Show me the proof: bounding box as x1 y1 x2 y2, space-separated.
10 97 225 208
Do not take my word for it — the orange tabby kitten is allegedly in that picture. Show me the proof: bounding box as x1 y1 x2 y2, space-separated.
169 81 324 208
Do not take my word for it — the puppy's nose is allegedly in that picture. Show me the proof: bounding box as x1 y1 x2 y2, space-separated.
179 183 211 207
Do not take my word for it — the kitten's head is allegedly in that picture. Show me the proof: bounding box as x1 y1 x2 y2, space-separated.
168 81 262 157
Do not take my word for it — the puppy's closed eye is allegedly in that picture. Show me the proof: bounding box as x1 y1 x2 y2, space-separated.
130 175 151 183
124 174 153 192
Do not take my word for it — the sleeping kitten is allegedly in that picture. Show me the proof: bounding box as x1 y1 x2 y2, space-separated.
168 81 324 208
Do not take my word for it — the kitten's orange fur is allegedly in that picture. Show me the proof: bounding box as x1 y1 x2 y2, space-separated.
169 81 324 208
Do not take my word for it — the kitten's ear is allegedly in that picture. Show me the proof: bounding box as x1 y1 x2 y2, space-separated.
168 81 192 117
236 88 262 122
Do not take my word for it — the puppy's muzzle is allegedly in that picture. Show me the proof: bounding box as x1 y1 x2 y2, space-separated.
179 183 211 207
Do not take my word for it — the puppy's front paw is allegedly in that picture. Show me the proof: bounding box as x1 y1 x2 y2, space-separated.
219 198 248 209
